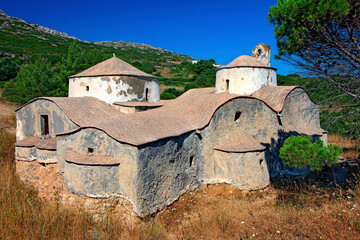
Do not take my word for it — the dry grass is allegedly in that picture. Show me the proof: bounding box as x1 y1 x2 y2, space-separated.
328 134 360 158
0 112 16 126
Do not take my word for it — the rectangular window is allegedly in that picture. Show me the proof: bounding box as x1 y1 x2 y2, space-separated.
88 148 94 154
86 86 89 91
40 115 49 136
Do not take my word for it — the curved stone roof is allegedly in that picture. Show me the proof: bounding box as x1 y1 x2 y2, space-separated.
17 86 317 146
16 96 120 127
64 151 120 166
15 136 57 150
219 55 276 70
214 132 267 153
55 88 256 145
69 56 155 78
251 86 302 112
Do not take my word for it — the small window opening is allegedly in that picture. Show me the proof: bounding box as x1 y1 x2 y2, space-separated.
145 88 149 101
189 156 194 167
86 86 89 91
40 115 49 136
277 115 283 126
259 159 264 167
88 148 94 155
234 111 242 122
225 79 230 92
258 49 262 57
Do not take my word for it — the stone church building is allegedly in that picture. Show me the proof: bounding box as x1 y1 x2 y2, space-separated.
14 43 327 216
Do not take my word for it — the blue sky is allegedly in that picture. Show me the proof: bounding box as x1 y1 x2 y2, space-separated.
2 0 295 75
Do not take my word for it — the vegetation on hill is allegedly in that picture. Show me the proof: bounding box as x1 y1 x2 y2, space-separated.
2 42 111 103
0 9 193 72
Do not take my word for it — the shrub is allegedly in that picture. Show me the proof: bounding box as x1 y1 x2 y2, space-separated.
184 83 200 92
160 92 176 100
0 58 21 82
280 136 342 171
163 88 182 97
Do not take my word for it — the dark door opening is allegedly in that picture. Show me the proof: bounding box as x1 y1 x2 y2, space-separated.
226 79 230 92
40 115 49 136
145 88 149 101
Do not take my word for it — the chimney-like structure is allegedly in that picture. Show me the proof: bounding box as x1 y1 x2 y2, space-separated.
252 43 271 66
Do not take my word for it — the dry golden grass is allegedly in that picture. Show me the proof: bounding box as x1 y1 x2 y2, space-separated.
328 134 360 158
1 124 360 239
0 112 16 126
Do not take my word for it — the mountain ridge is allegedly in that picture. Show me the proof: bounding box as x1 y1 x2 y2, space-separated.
0 9 193 69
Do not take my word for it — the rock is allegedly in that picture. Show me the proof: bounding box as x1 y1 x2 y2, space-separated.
346 189 356 197
351 204 358 210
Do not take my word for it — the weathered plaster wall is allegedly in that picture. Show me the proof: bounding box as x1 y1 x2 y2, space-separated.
58 129 138 203
68 76 160 104
15 146 36 161
215 67 277 95
198 98 280 182
213 150 269 189
65 163 120 198
136 132 199 216
282 88 320 129
36 149 57 164
16 100 78 141
281 88 327 143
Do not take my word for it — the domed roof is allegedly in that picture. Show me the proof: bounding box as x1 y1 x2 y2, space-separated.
220 55 276 70
70 56 155 78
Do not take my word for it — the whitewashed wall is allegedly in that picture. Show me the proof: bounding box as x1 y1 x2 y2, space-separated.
215 67 277 95
68 76 160 104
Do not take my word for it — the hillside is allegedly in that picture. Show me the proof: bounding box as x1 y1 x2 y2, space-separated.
0 9 193 70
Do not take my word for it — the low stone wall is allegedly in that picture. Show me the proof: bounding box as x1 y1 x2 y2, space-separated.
64 161 120 198
15 146 56 163
15 146 37 161
36 148 57 164
213 150 270 190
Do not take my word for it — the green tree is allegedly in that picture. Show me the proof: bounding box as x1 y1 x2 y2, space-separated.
162 88 183 97
57 41 111 86
184 83 200 92
268 0 359 99
3 59 65 103
0 58 21 83
268 0 360 140
280 136 342 171
192 60 216 75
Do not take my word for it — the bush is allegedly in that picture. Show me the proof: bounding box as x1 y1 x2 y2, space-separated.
0 58 21 82
162 87 183 97
280 136 342 171
160 92 177 100
184 83 200 92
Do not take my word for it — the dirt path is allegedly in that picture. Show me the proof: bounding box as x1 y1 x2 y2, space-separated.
0 89 18 134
